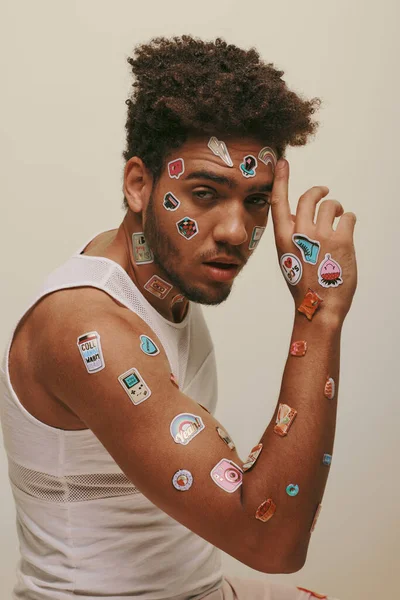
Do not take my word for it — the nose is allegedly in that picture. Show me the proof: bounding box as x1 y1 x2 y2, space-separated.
212 202 248 247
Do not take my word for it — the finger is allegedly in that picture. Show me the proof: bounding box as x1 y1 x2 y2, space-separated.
270 159 292 236
296 186 330 230
316 200 344 231
291 214 296 223
335 211 357 236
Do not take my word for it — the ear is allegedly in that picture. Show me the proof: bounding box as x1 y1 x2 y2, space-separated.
123 157 153 213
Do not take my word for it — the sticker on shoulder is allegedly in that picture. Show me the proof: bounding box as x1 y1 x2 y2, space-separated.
77 331 105 374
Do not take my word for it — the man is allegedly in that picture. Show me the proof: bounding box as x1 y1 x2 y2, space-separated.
0 36 357 600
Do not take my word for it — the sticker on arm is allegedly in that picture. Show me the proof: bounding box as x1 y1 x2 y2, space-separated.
297 288 323 321
280 253 303 285
210 458 243 493
242 443 263 472
170 413 205 445
255 498 276 522
117 368 152 405
77 331 105 374
274 403 297 437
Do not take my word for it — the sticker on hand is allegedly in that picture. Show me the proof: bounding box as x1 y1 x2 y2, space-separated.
318 254 343 288
292 234 321 265
280 253 303 285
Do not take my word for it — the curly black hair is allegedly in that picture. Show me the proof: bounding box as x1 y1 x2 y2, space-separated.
122 35 322 208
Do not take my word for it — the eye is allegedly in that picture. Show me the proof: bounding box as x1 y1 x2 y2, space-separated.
193 188 216 200
246 196 270 206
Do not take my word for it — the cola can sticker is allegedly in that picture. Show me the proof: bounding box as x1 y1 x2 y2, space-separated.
210 458 243 493
77 331 105 374
172 469 193 491
280 253 303 286
132 232 154 265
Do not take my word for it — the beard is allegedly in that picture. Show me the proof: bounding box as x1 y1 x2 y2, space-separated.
143 195 233 306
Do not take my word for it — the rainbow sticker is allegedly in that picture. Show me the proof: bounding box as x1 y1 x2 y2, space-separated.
170 413 205 445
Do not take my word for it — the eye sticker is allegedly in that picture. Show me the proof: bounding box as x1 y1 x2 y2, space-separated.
249 226 265 250
240 155 258 178
132 232 154 265
139 335 160 356
210 458 243 493
170 413 205 445
168 158 185 179
77 331 105 374
318 254 343 288
297 288 323 321
176 217 198 240
280 253 303 286
207 136 234 167
274 403 297 437
163 192 181 211
258 147 277 172
118 367 151 405
172 469 193 491
144 275 173 299
292 234 321 265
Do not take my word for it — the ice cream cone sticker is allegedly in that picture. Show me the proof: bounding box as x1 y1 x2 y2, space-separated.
318 253 343 288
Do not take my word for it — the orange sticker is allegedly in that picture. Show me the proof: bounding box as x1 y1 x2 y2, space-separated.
242 443 263 472
297 587 327 599
297 288 323 321
290 340 307 357
324 377 335 400
310 503 322 533
255 498 276 522
274 403 297 437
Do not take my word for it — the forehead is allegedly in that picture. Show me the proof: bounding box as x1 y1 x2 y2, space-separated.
175 136 276 161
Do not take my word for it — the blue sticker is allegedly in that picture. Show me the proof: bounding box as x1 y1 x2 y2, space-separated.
286 483 299 497
139 335 160 356
292 234 321 265
322 453 332 466
170 413 205 445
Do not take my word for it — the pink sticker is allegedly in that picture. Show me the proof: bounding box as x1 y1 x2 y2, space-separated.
210 458 243 493
168 158 185 179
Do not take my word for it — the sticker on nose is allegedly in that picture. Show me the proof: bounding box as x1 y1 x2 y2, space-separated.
163 192 181 211
168 158 185 179
240 155 258 178
258 147 278 172
249 226 265 250
176 217 198 240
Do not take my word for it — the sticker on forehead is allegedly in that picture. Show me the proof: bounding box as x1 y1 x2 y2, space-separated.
132 232 154 265
170 413 205 445
144 275 173 299
176 217 198 240
292 234 321 265
207 136 234 167
118 367 151 405
163 192 181 211
280 253 303 285
77 331 105 374
139 335 160 357
258 147 277 172
318 254 343 288
168 158 185 179
240 155 258 178
249 226 265 250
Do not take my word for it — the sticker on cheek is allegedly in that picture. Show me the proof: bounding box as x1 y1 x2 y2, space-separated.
255 498 276 522
139 334 160 356
280 253 303 285
216 426 235 450
176 217 198 240
132 232 154 265
168 158 185 179
258 147 277 172
249 226 265 250
170 413 205 445
172 469 193 491
207 136 234 167
292 234 321 265
210 458 243 493
163 192 181 211
170 373 179 388
118 367 151 405
290 340 308 357
77 331 105 374
240 155 258 178
144 275 173 299
242 443 263 472
274 403 297 437
310 503 322 533
324 376 335 400
318 253 343 288
297 288 323 321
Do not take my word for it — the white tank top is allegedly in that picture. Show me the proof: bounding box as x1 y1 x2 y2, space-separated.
0 232 223 600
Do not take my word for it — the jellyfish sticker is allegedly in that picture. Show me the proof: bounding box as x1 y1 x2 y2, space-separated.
317 253 343 288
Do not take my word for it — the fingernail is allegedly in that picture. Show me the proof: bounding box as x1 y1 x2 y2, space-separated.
277 159 286 169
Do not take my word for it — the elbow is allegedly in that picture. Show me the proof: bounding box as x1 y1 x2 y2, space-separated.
249 539 308 574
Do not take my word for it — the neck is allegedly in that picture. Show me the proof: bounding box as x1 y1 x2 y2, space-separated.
91 213 189 324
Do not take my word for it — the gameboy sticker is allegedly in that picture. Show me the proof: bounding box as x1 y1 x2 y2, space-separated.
118 367 151 405
176 217 198 240
144 275 173 300
77 331 105 374
132 232 154 265
240 155 258 178
280 253 303 286
207 136 234 167
170 413 205 445
168 158 185 179
249 226 265 250
163 192 181 211
139 335 160 357
210 458 243 493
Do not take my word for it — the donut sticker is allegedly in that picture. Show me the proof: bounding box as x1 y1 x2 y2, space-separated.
280 253 302 286
318 254 343 288
207 136 233 167
168 158 185 179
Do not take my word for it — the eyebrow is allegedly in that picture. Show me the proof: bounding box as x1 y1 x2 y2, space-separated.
184 170 273 194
